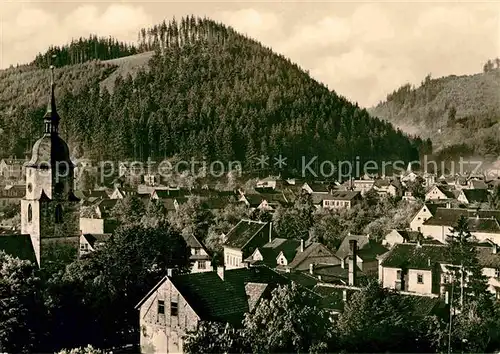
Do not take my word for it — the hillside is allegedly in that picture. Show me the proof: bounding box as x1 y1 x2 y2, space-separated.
369 70 500 158
0 16 421 172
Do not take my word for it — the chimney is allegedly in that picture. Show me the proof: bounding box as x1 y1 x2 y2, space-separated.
446 202 451 209
493 243 498 254
217 266 225 281
445 290 450 305
167 268 173 277
427 257 431 267
269 222 273 243
309 263 314 275
300 238 305 252
348 239 357 286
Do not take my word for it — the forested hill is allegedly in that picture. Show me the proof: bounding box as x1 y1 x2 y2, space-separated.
0 16 422 171
369 69 500 158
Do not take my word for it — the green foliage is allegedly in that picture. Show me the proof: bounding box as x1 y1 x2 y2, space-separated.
489 184 500 210
446 215 491 310
111 195 146 226
273 193 314 240
0 252 44 353
0 202 20 219
168 196 214 241
32 35 139 68
2 17 419 164
371 69 500 156
57 345 106 354
76 169 96 191
183 322 247 354
44 223 190 350
337 281 438 353
243 283 334 353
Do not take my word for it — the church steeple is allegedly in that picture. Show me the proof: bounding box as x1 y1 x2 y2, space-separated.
43 65 60 135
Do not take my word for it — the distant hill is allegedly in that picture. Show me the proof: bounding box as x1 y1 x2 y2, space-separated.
0 16 421 174
369 70 500 159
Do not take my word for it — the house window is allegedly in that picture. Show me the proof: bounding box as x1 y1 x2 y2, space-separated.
158 300 165 315
417 273 424 284
55 204 63 224
194 248 200 255
28 204 32 223
396 270 402 280
198 260 206 269
495 269 500 278
171 301 178 316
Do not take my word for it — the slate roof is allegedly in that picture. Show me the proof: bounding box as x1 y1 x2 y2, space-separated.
245 238 301 265
476 245 500 269
461 189 490 203
303 183 330 193
137 266 290 325
242 194 263 207
0 234 37 264
427 185 456 199
336 234 369 259
286 242 338 269
224 219 269 249
82 233 112 248
470 180 488 189
423 208 500 231
329 190 361 200
380 243 449 270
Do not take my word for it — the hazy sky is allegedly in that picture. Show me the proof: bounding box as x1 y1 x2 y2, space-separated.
1 1 499 107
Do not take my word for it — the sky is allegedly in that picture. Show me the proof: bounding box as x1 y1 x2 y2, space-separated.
1 0 499 107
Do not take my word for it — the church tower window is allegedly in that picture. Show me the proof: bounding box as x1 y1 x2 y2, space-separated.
28 204 32 223
55 204 63 224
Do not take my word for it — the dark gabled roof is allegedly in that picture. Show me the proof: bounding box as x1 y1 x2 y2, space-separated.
391 230 422 242
461 189 490 203
287 242 338 268
0 185 25 198
154 188 185 198
329 190 361 200
422 208 500 230
184 234 206 249
336 234 369 259
312 284 360 311
476 245 500 269
82 233 112 248
280 271 319 289
200 198 229 210
224 219 269 249
424 202 448 216
0 234 37 264
470 180 488 189
312 264 364 283
168 266 290 324
381 243 449 270
242 194 263 207
431 185 456 199
310 192 327 205
245 238 301 265
303 182 330 193
402 294 444 317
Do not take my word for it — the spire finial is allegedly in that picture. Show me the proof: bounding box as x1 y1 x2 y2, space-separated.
43 65 60 134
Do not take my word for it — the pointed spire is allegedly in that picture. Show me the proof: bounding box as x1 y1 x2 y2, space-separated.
43 65 60 134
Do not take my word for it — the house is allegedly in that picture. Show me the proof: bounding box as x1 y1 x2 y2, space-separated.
457 189 490 205
151 187 186 200
382 229 442 248
0 184 25 207
421 208 500 243
79 233 112 256
409 202 448 232
425 185 456 201
239 192 290 212
93 199 119 219
135 265 290 353
321 191 361 210
110 186 138 199
351 179 375 195
468 179 488 190
244 238 301 267
423 173 436 187
379 241 500 298
184 234 211 273
373 179 400 198
223 219 274 269
256 176 278 191
244 238 340 272
379 243 447 295
302 182 330 194
0 157 26 181
336 234 389 276
79 217 118 235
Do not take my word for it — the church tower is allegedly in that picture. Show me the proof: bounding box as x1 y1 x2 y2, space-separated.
21 66 80 266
